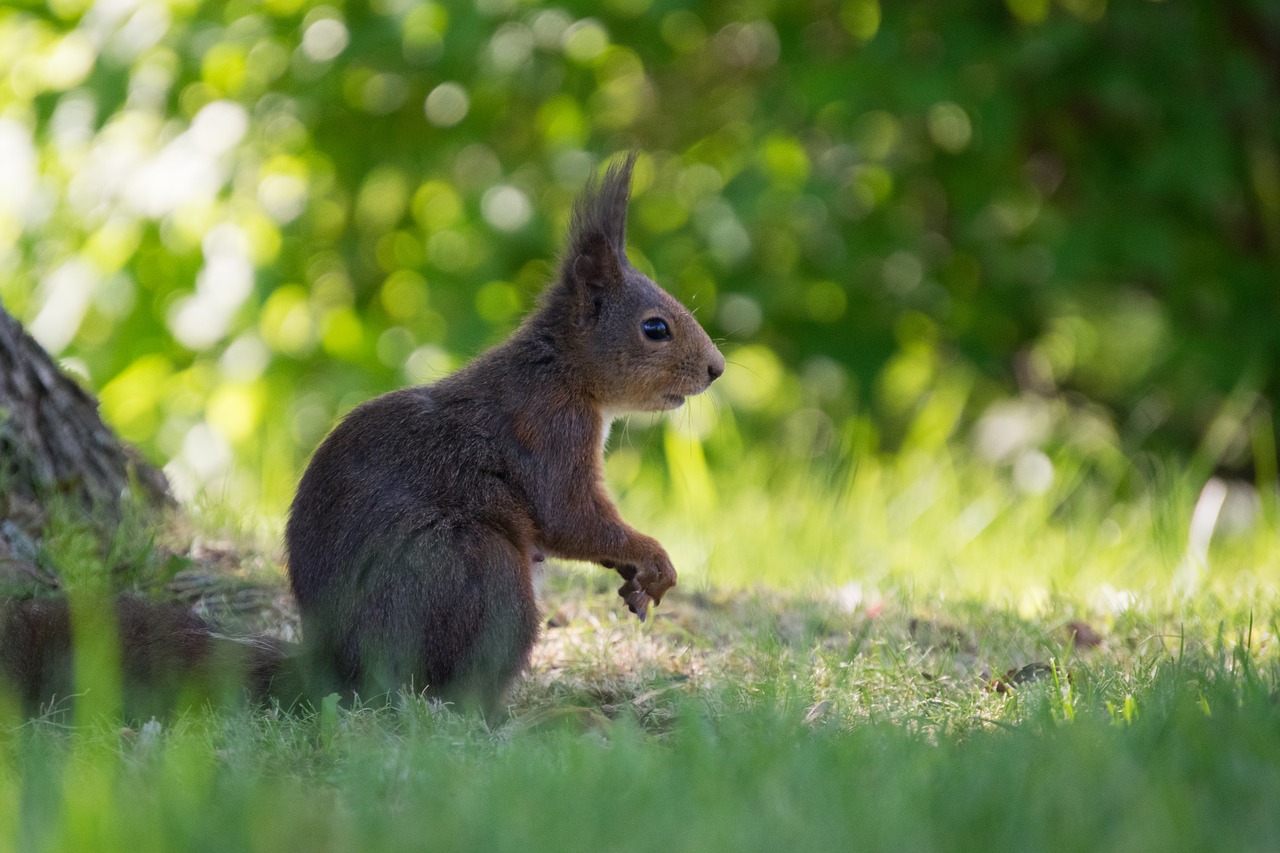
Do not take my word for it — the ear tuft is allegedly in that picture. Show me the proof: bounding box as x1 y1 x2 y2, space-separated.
563 152 637 282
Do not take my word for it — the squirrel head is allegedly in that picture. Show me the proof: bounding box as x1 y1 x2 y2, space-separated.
551 154 725 412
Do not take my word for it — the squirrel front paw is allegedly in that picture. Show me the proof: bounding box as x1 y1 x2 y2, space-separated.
604 546 676 621
607 563 650 620
618 551 676 621
637 551 676 601
618 578 652 621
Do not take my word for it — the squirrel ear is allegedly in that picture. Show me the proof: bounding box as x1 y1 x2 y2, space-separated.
564 154 635 295
568 231 623 292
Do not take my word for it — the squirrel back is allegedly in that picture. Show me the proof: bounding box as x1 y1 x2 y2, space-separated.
286 155 724 713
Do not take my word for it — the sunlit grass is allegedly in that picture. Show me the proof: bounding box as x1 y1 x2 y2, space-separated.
622 401 1278 610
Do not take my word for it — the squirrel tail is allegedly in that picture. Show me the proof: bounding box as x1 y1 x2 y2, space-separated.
0 594 310 721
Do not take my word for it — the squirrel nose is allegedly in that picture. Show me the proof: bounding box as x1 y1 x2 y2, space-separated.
707 351 725 382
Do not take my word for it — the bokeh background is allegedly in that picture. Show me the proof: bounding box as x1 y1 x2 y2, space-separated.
1 0 1277 517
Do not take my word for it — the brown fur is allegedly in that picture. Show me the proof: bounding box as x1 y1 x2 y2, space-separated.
286 155 725 713
0 595 305 720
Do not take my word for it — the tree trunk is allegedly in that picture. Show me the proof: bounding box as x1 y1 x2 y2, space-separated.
0 304 297 634
0 302 171 577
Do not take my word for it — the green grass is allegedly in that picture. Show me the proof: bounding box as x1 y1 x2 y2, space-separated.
11 671 1280 853
5 436 1280 852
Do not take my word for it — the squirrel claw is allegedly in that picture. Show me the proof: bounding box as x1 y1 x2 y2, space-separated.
619 582 650 621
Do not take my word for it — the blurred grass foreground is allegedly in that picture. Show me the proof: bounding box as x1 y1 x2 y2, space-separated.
3 2 1280 851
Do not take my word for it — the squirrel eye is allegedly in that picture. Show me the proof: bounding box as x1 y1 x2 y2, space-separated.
641 317 671 341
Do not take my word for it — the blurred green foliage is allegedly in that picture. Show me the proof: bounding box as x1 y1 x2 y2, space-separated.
0 0 1277 511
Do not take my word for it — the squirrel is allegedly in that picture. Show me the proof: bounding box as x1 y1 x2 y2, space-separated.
0 154 722 721
285 154 725 713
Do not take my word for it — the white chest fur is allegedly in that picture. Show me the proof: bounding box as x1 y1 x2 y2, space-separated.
599 408 622 456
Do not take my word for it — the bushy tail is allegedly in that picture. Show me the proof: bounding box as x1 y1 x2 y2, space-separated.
0 594 310 721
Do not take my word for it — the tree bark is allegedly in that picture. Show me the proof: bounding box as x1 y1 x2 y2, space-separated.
0 302 171 525
0 304 294 633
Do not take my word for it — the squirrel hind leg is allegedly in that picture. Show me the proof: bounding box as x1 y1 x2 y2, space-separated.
446 532 543 718
325 525 541 716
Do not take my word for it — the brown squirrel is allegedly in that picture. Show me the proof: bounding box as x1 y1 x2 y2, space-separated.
0 154 721 721
285 154 725 713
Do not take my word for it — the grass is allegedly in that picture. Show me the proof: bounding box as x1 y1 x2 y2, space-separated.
11 673 1280 853
4 426 1280 852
